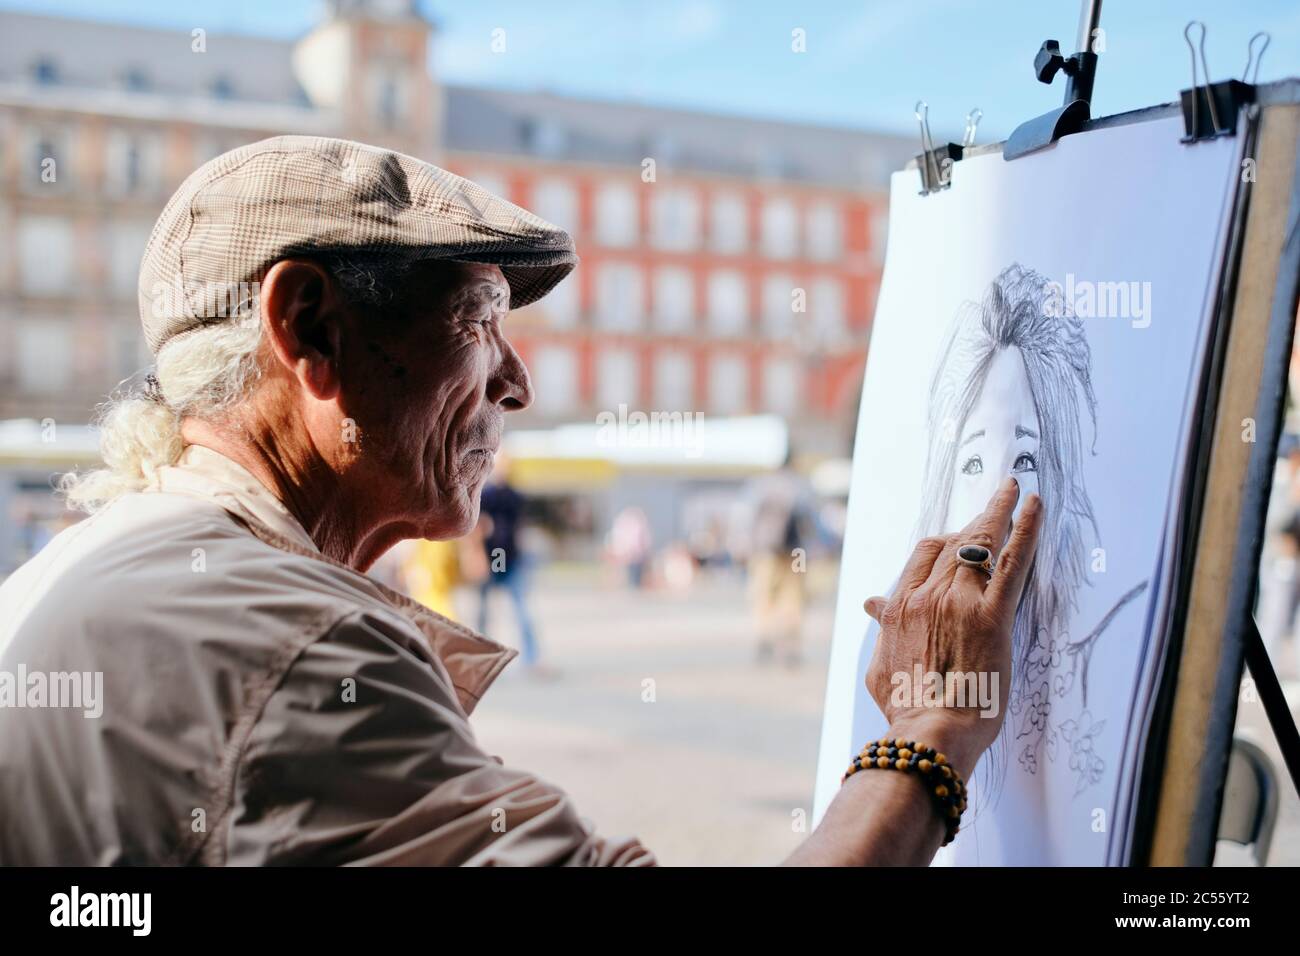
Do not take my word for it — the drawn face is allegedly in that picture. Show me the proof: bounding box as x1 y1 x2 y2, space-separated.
946 346 1041 531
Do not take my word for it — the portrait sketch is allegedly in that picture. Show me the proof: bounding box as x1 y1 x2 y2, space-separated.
848 264 1149 852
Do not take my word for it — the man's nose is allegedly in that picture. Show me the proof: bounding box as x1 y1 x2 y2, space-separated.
488 340 534 412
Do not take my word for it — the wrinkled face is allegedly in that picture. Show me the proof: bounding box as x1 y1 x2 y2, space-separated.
945 346 1041 532
341 261 533 539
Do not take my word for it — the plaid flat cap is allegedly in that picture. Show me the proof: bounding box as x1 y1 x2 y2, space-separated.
138 135 577 354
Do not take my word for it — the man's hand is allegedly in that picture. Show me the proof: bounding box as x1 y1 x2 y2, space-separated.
785 478 1042 866
863 476 1042 777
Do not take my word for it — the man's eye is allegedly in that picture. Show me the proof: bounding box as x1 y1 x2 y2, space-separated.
1013 452 1038 473
961 455 983 476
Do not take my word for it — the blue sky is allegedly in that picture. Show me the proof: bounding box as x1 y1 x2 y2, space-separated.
3 0 1297 140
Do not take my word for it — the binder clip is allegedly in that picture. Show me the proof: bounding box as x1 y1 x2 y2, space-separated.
1179 23 1267 143
915 103 979 195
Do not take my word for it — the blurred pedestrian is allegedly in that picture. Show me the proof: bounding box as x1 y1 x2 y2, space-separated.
608 506 653 588
747 458 815 666
477 454 545 672
1258 434 1300 675
403 538 462 621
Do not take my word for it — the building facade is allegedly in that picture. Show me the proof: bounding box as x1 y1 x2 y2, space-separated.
0 2 914 458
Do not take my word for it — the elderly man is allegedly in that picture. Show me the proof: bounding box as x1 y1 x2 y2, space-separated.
0 136 1041 866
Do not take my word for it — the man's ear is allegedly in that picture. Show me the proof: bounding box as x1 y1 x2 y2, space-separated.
259 258 347 402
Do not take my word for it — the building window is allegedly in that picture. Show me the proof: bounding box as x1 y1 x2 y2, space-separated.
806 201 842 260
709 354 748 416
594 182 638 247
113 322 149 382
521 119 567 157
709 192 747 254
32 58 59 85
811 277 846 342
763 357 800 415
652 266 694 334
106 222 153 298
122 67 150 92
106 129 161 197
18 216 74 296
26 127 71 193
707 270 748 337
369 66 407 129
596 347 639 411
653 349 693 410
17 320 73 394
530 345 579 415
761 272 796 339
761 198 798 259
870 206 889 265
531 178 579 236
211 75 236 99
595 262 643 332
650 187 700 251
538 271 578 329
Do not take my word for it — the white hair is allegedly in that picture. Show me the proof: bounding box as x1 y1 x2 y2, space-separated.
60 253 414 513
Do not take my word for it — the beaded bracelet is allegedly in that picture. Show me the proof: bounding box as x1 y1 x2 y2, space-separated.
842 737 967 846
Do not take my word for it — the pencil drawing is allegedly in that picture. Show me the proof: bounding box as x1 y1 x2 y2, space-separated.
852 263 1148 797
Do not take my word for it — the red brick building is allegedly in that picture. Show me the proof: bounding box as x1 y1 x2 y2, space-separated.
0 1 914 459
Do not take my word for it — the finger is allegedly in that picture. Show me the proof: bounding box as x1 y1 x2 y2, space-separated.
970 475 1021 561
951 477 1021 590
864 595 886 621
985 492 1043 612
895 535 948 595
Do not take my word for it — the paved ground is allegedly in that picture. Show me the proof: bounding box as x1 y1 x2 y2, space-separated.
466 565 835 866
461 565 1300 866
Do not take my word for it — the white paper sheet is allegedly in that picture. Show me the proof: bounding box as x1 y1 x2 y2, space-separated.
813 115 1244 865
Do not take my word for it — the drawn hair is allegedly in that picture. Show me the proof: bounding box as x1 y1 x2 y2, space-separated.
914 263 1100 784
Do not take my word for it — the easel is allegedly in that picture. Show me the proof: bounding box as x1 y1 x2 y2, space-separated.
915 0 1300 864
1024 2 1300 867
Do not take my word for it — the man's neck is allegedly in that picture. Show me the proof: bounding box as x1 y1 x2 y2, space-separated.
180 416 393 571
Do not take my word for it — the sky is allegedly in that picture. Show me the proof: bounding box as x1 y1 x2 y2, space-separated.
1 0 1296 141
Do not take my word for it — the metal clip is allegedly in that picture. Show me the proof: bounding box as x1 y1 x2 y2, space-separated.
1183 22 1221 137
914 101 963 195
1179 21 1257 143
1243 32 1270 84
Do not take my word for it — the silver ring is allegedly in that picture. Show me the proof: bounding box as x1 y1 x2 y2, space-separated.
956 543 996 576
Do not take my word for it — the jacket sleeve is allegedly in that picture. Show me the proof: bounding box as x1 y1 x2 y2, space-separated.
223 610 654 867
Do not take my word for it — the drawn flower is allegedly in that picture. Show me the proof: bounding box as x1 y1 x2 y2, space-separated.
1008 689 1024 717
1060 710 1107 794
1026 684 1051 732
1018 743 1038 774
1027 623 1063 674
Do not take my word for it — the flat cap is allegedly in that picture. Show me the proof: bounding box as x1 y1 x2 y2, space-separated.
138 135 577 354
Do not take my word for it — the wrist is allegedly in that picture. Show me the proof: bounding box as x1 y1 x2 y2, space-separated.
885 711 986 780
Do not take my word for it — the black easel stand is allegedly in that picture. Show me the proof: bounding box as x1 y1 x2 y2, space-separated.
1005 0 1102 160
1245 620 1300 797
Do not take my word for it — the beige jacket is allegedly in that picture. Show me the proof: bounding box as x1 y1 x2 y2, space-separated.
0 445 651 866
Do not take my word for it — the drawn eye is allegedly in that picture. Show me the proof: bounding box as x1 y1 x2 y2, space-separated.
961 455 983 476
1013 452 1038 473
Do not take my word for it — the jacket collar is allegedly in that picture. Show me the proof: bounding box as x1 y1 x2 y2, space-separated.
149 444 516 714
